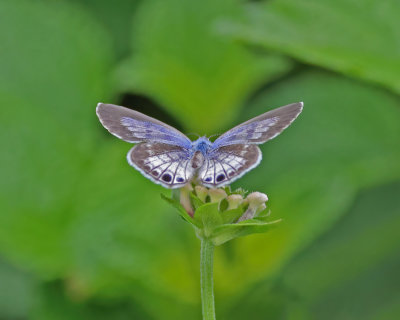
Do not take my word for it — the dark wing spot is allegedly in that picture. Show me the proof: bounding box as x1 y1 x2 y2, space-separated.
176 177 184 183
216 174 225 182
151 170 160 176
162 173 172 182
228 171 235 177
144 165 151 171
205 177 212 182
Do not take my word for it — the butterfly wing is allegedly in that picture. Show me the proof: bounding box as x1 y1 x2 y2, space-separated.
200 102 303 187
213 102 303 148
128 142 195 188
96 103 191 148
199 144 262 187
97 103 194 188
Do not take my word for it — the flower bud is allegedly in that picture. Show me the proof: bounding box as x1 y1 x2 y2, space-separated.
226 194 243 210
246 192 268 207
255 203 267 215
208 188 227 203
180 184 194 216
238 192 268 222
195 185 208 202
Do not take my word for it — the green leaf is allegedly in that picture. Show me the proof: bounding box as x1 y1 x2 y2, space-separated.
283 183 400 309
161 194 198 226
194 203 223 238
189 192 205 210
69 0 140 58
0 258 36 319
116 0 292 132
31 281 152 320
220 0 400 93
0 0 114 276
212 219 281 246
221 205 246 224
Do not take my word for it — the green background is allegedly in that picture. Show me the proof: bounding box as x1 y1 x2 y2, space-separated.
1 0 400 319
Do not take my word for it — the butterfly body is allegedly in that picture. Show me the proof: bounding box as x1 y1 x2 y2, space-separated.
96 102 303 189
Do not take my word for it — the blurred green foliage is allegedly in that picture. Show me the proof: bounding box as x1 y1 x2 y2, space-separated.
116 0 291 131
0 0 399 319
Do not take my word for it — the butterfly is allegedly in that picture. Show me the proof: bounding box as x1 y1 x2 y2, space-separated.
96 102 303 189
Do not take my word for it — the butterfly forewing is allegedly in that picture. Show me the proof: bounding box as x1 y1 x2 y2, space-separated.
128 142 194 188
213 102 303 147
199 144 262 187
96 103 191 147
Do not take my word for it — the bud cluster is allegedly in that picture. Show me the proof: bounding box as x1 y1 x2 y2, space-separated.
182 185 269 222
162 184 279 246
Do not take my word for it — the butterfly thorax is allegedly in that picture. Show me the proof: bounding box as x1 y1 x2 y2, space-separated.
192 137 212 154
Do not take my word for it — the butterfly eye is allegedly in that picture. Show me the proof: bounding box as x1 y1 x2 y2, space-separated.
216 174 226 182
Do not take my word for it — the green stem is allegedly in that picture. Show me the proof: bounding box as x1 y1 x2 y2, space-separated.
200 238 216 320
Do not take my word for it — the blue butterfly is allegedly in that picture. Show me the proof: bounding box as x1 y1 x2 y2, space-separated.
96 102 303 188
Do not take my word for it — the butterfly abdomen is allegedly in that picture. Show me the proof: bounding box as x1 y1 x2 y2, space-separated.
191 151 204 169
191 137 212 170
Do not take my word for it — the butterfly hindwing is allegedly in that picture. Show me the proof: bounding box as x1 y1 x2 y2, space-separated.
128 142 194 188
199 144 262 187
213 102 303 147
96 103 191 148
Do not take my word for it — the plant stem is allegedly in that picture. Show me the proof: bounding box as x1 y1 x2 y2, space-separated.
200 238 216 320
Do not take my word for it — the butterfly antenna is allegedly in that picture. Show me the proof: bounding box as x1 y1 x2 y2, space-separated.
208 133 221 140
186 132 201 139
